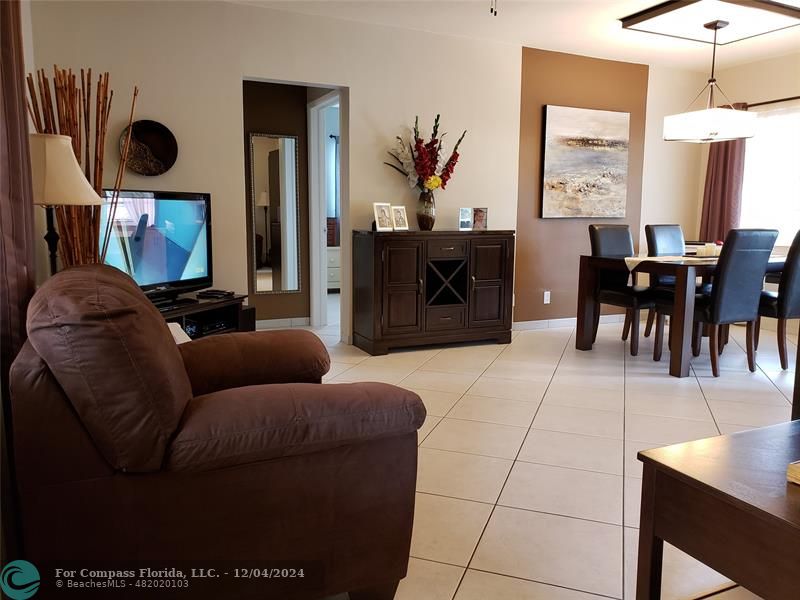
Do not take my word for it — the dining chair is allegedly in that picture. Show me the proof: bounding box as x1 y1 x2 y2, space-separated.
652 229 779 377
755 229 800 370
643 224 685 337
588 224 654 356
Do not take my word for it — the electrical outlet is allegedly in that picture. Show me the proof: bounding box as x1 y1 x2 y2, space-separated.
543 290 551 304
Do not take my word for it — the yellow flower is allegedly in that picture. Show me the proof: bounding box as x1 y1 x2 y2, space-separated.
423 175 442 191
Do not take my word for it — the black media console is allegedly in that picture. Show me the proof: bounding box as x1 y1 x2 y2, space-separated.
156 293 255 340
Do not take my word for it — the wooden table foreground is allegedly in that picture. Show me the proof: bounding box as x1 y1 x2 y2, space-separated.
636 421 800 599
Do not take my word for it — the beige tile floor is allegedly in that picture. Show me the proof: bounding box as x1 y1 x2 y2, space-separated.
311 314 794 600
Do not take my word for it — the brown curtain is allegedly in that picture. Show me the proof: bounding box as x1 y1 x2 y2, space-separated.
1 0 36 559
698 103 749 242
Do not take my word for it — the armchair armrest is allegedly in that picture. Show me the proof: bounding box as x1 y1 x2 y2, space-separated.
178 330 330 395
166 382 426 472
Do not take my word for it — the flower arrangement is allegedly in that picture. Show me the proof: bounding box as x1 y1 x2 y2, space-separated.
385 115 466 193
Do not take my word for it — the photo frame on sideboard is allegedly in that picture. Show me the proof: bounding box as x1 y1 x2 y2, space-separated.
373 202 393 231
459 208 473 231
472 208 488 230
391 206 409 230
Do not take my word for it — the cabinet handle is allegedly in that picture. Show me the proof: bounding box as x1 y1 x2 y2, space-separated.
440 316 452 321
471 276 476 283
419 278 423 291
441 246 455 251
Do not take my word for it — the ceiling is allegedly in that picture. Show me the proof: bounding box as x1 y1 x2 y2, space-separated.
248 0 800 71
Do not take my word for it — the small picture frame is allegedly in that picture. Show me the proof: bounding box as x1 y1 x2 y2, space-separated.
459 208 473 231
472 208 488 231
373 202 393 232
391 205 409 231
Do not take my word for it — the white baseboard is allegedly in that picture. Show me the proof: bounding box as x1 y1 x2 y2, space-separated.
256 317 310 330
513 314 626 331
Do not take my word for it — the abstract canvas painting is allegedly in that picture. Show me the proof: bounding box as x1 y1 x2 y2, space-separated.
541 105 630 218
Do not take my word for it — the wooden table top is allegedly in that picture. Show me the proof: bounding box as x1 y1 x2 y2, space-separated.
639 421 800 530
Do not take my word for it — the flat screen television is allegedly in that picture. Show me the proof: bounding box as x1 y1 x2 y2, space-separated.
101 190 212 298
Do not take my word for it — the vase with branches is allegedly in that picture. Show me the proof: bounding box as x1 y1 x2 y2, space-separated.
26 66 138 271
384 114 466 230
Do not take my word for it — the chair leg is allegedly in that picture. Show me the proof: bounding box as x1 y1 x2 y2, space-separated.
630 309 640 356
754 316 761 351
622 309 631 341
717 325 725 355
592 307 601 343
692 321 702 357
778 318 789 370
644 308 655 338
350 580 400 600
708 323 719 377
653 313 666 362
668 317 673 348
745 321 757 373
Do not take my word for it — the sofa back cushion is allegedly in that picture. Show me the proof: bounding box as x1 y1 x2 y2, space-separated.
26 264 192 472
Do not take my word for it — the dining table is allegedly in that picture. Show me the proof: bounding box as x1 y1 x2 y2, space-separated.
576 255 796 417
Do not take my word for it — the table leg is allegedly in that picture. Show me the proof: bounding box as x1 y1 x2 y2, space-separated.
669 265 695 377
793 321 799 421
576 255 598 351
636 465 663 600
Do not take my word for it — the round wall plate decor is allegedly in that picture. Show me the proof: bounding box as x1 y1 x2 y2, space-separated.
120 120 178 176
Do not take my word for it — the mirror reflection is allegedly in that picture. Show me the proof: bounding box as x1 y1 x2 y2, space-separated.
250 134 300 293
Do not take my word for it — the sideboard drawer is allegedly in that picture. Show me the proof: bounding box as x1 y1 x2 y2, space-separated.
426 306 466 331
428 239 467 258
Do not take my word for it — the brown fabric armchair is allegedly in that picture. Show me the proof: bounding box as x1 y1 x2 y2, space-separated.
9 265 425 599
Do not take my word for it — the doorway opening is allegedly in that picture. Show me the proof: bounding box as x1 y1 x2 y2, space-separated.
309 91 343 334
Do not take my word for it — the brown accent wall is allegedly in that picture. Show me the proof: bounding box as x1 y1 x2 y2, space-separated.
515 48 649 322
243 81 310 320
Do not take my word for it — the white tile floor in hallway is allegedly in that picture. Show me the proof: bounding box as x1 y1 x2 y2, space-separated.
318 320 795 600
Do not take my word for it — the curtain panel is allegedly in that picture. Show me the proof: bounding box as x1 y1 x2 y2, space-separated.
699 103 749 242
1 0 36 559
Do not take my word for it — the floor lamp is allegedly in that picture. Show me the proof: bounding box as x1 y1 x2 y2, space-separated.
29 134 103 275
256 191 270 266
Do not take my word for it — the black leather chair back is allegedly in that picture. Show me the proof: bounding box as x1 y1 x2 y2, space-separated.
589 225 633 290
711 229 778 324
645 224 685 287
645 224 685 256
778 229 800 319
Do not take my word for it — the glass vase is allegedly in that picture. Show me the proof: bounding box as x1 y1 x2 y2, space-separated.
416 190 436 231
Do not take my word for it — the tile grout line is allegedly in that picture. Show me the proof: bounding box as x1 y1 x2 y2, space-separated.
622 324 629 599
448 327 576 600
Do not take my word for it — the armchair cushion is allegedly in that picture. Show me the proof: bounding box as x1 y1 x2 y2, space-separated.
25 265 192 473
178 330 331 396
166 382 426 472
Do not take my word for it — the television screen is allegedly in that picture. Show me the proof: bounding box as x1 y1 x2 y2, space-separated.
101 190 212 291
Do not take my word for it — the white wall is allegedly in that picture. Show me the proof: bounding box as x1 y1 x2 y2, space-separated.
30 1 523 340
641 65 705 244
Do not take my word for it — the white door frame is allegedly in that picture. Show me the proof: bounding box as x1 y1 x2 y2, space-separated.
308 90 340 329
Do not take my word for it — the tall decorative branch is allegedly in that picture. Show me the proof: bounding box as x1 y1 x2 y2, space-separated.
26 66 136 269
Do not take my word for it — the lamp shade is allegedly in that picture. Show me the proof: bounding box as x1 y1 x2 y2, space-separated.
29 133 102 206
663 107 757 143
255 191 269 207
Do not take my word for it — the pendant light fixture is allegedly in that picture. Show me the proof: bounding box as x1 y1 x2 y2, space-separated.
663 20 757 143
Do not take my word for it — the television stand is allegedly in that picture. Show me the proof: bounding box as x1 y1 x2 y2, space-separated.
152 296 199 311
155 293 255 339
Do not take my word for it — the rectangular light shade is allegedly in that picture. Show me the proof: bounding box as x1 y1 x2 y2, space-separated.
663 107 757 143
29 133 102 206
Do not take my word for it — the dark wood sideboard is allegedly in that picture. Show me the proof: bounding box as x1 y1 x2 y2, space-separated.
352 230 515 355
